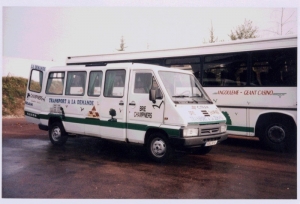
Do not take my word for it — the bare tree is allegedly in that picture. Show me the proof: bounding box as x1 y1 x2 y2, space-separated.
203 21 221 44
266 8 296 35
209 21 218 43
117 36 127 51
229 19 258 40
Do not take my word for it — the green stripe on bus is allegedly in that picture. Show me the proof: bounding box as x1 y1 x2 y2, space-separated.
227 125 254 133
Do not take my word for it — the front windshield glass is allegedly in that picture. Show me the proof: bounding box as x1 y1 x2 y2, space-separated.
158 71 212 104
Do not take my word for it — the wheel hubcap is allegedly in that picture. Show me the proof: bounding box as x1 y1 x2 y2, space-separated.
268 125 285 143
151 138 166 158
52 127 61 141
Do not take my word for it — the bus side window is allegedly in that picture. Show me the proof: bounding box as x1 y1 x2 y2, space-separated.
203 53 247 87
204 71 219 86
250 48 297 87
238 69 247 86
88 71 103 96
282 64 297 86
46 72 65 95
29 69 43 93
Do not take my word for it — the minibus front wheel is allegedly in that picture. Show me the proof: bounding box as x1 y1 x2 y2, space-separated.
146 132 172 162
49 122 68 146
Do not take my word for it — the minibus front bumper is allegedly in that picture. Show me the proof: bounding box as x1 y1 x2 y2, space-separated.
169 132 228 149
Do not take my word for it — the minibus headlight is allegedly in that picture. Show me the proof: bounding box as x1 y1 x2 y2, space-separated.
221 125 227 133
183 128 199 137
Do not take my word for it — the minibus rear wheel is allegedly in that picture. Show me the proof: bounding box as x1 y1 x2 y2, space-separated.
49 122 68 146
146 133 172 162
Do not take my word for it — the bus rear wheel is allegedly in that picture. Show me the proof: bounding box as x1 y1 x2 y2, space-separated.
257 118 294 152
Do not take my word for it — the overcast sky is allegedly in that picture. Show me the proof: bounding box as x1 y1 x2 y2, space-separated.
1 0 299 78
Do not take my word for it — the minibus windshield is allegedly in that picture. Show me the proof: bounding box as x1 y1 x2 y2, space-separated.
158 71 213 104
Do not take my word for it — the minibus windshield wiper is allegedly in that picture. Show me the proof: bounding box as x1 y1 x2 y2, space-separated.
172 95 199 103
189 94 214 104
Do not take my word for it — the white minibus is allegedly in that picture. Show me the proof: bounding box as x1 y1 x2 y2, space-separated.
25 63 227 162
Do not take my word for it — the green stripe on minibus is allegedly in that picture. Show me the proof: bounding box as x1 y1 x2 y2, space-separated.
127 123 147 131
34 112 181 136
27 111 253 135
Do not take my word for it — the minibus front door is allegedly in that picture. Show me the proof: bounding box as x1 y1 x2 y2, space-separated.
126 70 164 144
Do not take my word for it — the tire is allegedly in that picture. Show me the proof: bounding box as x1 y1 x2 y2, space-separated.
191 146 213 155
146 133 172 162
49 122 68 146
257 118 293 152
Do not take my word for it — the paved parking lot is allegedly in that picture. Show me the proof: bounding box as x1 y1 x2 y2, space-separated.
2 118 297 199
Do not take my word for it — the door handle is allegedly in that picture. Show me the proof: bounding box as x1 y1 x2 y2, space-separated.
129 101 136 106
119 100 124 106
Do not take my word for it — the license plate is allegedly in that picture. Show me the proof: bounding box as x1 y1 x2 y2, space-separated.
205 140 217 146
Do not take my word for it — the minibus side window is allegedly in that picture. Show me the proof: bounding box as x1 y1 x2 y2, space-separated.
88 71 103 96
104 70 126 97
65 71 87 96
134 73 152 94
29 69 43 93
46 72 65 95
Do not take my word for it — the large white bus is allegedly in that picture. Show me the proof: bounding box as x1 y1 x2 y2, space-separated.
66 35 297 152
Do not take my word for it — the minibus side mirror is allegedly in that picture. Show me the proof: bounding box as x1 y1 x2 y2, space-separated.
149 76 157 104
149 89 156 104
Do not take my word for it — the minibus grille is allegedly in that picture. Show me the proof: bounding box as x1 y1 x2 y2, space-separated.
201 128 219 135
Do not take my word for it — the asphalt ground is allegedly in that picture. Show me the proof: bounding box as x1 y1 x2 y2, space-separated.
2 118 297 201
